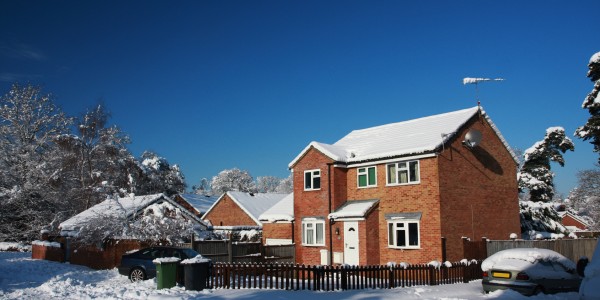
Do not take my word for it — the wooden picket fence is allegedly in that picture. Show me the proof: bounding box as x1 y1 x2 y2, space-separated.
208 261 482 291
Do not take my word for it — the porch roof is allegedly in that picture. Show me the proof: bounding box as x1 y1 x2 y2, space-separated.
328 199 379 221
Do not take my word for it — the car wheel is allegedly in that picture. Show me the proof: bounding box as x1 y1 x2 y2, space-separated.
533 286 544 295
129 267 146 282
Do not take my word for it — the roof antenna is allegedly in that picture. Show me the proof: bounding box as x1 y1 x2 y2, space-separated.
462 77 505 106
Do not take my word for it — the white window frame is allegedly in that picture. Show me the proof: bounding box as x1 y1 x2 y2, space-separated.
302 219 325 246
357 166 377 188
386 160 420 186
304 169 321 191
387 220 420 249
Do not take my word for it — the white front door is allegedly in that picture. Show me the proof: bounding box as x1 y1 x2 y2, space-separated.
344 221 359 265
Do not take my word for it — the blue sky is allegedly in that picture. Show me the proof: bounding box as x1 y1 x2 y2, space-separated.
1 1 598 196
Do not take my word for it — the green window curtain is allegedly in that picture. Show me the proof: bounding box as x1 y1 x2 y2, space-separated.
368 167 376 185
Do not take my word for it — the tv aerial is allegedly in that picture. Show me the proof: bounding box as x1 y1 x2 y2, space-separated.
463 77 504 105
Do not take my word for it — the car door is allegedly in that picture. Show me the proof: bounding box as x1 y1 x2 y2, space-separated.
551 262 581 292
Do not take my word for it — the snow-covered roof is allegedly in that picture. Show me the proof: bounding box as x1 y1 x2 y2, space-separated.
258 193 294 223
481 248 576 275
59 193 206 235
177 193 220 215
289 106 518 168
202 192 290 226
557 211 590 228
328 199 379 220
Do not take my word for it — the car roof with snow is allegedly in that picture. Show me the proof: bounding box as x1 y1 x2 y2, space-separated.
482 248 576 272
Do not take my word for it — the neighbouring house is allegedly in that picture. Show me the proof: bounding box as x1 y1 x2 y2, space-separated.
259 193 294 245
32 193 207 269
201 191 290 241
288 106 521 266
558 211 590 232
173 193 220 217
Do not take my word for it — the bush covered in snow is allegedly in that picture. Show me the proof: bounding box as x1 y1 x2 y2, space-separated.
520 201 571 239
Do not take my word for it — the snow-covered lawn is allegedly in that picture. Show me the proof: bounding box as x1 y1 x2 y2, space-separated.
0 252 578 299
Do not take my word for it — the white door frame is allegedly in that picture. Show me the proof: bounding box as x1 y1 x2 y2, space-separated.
343 221 359 265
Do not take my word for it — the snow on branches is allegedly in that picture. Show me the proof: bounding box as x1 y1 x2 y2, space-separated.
518 127 574 202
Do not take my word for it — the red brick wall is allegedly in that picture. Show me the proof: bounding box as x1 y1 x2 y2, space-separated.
438 115 520 261
262 223 294 244
363 209 380 265
32 244 64 262
203 194 257 226
562 215 587 230
292 148 334 265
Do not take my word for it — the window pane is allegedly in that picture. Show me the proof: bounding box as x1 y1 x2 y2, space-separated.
409 161 419 182
358 174 367 187
305 172 312 189
388 223 393 246
387 164 396 184
307 228 314 244
313 176 320 189
409 223 419 246
398 170 408 183
316 223 324 244
397 228 406 247
368 167 376 185
302 223 306 244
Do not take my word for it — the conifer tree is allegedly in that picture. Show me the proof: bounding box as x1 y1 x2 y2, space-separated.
518 127 574 202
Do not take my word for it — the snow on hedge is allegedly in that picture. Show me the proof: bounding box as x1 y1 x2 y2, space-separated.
32 240 61 248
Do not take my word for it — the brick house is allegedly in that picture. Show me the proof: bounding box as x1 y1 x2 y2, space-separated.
41 193 207 269
201 191 289 227
259 193 294 245
289 106 520 266
558 211 590 231
173 193 220 217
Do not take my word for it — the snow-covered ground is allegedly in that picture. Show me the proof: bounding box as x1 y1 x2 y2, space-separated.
0 251 578 300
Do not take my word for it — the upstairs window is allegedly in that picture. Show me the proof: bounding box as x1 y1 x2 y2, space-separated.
387 160 420 185
357 166 377 188
304 169 321 191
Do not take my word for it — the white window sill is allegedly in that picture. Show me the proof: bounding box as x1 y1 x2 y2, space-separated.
385 181 420 187
388 246 421 250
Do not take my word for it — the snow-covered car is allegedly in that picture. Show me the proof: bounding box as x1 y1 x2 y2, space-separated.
579 238 600 299
118 246 200 282
481 248 581 295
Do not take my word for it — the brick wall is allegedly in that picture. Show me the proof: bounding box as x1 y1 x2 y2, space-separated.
438 115 520 261
203 194 257 226
562 215 587 230
292 148 335 265
262 222 294 244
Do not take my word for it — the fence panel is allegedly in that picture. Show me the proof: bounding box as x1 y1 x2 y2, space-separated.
208 261 482 291
486 239 598 262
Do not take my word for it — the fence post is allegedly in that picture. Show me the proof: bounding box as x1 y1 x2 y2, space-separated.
228 239 233 263
388 264 394 289
341 265 347 290
429 265 436 286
